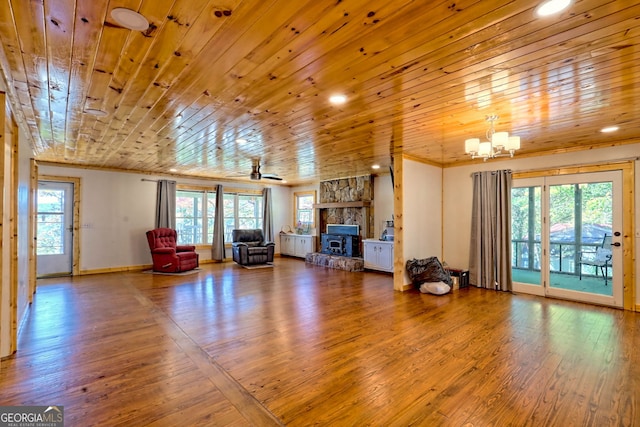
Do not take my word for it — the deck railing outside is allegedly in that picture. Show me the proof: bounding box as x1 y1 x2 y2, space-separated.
512 239 608 277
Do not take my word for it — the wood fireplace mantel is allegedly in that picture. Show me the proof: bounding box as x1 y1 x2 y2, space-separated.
313 201 371 209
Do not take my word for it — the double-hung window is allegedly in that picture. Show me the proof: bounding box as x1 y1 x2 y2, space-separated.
223 193 263 242
176 188 262 244
294 191 316 232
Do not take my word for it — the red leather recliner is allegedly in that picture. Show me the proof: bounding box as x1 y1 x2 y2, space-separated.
146 228 199 273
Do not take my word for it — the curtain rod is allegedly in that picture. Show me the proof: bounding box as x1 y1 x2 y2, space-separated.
141 178 176 183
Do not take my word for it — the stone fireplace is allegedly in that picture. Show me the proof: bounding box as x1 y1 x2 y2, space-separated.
306 175 374 270
313 175 374 259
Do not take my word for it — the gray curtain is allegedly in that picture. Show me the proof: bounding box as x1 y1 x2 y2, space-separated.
155 180 176 229
469 170 512 291
211 184 226 261
262 188 274 242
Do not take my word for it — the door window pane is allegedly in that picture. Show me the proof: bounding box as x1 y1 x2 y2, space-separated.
511 186 541 285
37 189 65 255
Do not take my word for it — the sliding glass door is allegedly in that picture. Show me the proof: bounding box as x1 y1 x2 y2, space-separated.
511 171 623 307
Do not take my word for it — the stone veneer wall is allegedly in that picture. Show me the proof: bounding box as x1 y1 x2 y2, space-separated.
318 175 374 238
319 176 373 203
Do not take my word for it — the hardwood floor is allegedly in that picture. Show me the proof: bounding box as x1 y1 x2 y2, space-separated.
1 258 639 426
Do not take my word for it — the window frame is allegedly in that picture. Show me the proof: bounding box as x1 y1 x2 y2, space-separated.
176 186 262 246
294 190 316 231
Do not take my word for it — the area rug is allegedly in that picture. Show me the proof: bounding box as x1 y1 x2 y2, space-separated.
241 263 274 270
142 268 201 276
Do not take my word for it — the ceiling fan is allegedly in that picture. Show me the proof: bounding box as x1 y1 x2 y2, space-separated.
230 158 283 181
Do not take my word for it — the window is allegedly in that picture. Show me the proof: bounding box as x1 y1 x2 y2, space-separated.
176 190 204 245
294 191 316 231
223 193 263 242
176 188 262 244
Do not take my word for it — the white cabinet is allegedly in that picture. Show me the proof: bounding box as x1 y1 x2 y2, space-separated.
280 234 296 255
294 235 315 258
363 239 394 272
280 234 316 258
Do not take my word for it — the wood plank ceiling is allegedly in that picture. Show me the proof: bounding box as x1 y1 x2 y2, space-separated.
0 0 638 185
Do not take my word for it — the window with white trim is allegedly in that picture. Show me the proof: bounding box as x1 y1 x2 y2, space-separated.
294 191 315 232
223 193 263 242
175 188 262 244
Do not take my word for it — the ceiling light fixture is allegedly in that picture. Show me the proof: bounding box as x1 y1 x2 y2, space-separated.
535 0 571 17
111 8 150 31
600 126 619 133
371 164 380 169
464 115 521 161
235 138 247 145
329 94 347 105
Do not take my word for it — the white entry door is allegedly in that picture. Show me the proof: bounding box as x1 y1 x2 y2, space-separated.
37 181 74 277
511 171 623 307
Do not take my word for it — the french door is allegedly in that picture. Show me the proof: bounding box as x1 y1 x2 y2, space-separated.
37 181 74 277
511 171 623 307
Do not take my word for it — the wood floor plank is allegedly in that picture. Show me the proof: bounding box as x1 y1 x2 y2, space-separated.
1 258 638 426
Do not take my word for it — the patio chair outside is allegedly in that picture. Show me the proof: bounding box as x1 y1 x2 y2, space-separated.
578 234 612 285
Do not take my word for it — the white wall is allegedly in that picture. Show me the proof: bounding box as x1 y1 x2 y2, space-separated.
402 158 443 285
373 174 393 239
37 165 291 272
442 143 640 304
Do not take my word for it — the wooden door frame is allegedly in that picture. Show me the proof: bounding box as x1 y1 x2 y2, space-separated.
36 175 81 277
514 161 635 311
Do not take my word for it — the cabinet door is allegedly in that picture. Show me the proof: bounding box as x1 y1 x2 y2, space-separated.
363 242 377 268
280 235 295 255
378 244 394 271
294 236 312 257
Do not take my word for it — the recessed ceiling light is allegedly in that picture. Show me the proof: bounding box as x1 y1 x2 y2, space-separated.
84 108 108 117
371 164 380 169
329 94 347 105
601 126 619 133
111 8 149 31
535 0 571 17
169 168 178 172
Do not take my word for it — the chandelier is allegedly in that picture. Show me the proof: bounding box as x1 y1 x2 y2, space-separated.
464 115 521 161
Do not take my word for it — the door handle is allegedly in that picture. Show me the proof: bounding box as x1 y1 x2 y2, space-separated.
611 242 621 247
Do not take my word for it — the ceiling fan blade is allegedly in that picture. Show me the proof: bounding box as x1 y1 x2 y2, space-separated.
262 175 283 181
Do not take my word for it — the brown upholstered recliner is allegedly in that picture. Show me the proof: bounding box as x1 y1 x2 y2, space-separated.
231 229 275 266
146 228 199 273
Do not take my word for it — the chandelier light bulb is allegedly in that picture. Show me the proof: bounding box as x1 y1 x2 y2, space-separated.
478 142 492 157
491 132 509 148
506 136 521 150
465 138 480 154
